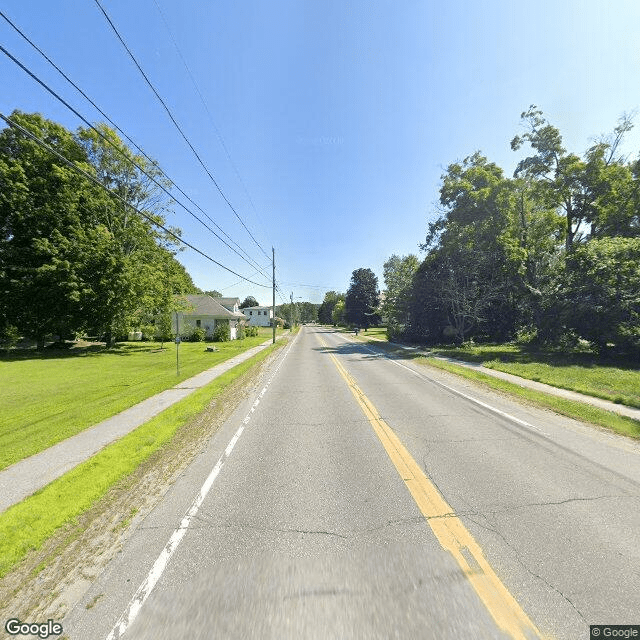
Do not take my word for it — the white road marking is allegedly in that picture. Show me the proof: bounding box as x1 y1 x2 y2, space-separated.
105 334 299 640
330 330 550 437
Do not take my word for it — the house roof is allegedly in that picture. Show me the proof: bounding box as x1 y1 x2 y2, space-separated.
178 295 244 319
217 297 240 307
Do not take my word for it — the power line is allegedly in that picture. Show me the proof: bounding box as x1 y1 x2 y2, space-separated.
93 0 271 262
0 13 270 277
150 0 273 249
0 111 270 288
0 41 272 284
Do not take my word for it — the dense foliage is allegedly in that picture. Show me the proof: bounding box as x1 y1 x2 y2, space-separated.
0 111 196 348
384 107 640 357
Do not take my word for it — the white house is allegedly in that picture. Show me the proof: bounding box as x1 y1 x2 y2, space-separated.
172 295 245 340
241 305 273 327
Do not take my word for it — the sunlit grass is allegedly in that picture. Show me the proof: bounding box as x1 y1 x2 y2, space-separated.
0 328 281 470
418 356 640 439
0 341 282 578
429 344 640 409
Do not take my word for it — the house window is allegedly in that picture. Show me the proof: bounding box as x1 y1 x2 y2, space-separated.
250 311 253 315
196 319 201 328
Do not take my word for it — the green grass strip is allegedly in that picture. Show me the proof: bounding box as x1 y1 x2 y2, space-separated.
418 357 640 439
0 341 282 579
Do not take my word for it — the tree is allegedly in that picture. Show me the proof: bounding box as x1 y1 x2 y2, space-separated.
240 296 259 308
419 153 521 342
382 254 418 338
75 123 181 346
564 237 640 356
0 111 96 348
318 291 344 324
298 301 319 323
332 300 346 326
345 268 380 329
202 289 222 298
511 106 636 251
0 112 194 349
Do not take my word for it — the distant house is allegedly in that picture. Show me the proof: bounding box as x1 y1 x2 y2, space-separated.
173 295 245 340
216 297 242 314
241 305 273 327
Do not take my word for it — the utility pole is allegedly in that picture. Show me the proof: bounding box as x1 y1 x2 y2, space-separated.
290 291 294 328
272 247 276 344
175 311 180 376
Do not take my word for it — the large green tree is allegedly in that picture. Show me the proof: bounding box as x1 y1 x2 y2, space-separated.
382 254 418 338
75 123 184 345
240 296 259 308
345 268 380 329
0 112 195 348
318 291 344 324
0 111 98 348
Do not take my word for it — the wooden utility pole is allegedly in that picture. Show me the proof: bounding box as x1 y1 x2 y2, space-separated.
272 247 276 344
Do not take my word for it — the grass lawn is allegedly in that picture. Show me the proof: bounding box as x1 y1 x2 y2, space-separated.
0 328 283 471
0 340 284 579
428 344 640 409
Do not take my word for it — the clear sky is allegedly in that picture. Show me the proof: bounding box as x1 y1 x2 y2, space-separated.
2 1 640 304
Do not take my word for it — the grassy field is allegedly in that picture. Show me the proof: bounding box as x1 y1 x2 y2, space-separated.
428 344 640 409
0 328 282 471
0 340 284 579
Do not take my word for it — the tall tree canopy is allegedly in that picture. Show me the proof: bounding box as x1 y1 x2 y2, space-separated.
240 296 259 308
345 268 380 329
0 111 196 348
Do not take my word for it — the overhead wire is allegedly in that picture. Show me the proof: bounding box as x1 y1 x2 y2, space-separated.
0 111 270 288
150 0 273 250
93 0 272 262
0 10 270 277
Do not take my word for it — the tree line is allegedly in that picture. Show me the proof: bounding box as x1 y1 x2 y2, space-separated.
0 111 197 348
324 107 640 357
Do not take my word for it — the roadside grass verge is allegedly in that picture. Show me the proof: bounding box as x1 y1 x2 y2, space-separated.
429 344 640 409
0 328 282 471
417 356 640 439
0 340 283 579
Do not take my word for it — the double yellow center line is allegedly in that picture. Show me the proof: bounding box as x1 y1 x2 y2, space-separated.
318 335 545 640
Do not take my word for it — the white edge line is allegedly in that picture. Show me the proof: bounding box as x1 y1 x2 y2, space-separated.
333 331 550 437
105 332 299 640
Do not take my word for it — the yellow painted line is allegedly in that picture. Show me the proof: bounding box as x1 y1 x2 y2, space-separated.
318 334 545 640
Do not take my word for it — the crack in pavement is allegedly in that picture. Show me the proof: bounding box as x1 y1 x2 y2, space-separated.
463 511 589 626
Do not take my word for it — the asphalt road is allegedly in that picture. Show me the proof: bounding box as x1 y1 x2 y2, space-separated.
64 326 640 640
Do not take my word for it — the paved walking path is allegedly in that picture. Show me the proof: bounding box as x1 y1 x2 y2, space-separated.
0 336 286 514
359 334 640 422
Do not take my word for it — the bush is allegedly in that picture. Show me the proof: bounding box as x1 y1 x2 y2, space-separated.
190 327 206 342
244 325 258 337
212 322 230 342
0 325 20 349
237 324 246 340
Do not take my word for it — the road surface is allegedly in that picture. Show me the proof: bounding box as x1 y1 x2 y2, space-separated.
63 326 640 639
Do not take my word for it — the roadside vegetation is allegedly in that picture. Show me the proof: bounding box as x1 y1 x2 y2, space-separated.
428 344 640 409
419 356 640 440
0 328 281 471
0 339 284 579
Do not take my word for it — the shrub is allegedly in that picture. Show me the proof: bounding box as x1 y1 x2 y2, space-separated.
237 324 246 340
190 327 206 342
0 325 20 349
212 322 230 342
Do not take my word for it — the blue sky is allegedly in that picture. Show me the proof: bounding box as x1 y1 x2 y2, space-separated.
2 1 640 304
